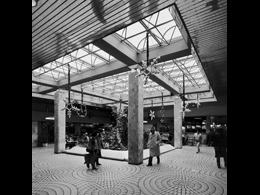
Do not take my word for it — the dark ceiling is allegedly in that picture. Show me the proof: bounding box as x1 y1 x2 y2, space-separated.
176 0 227 103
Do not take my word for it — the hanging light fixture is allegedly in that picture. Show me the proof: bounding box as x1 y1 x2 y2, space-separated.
135 31 160 84
76 87 87 117
179 73 191 120
117 95 123 115
115 95 127 120
196 93 201 108
149 100 155 120
61 64 79 118
159 92 165 123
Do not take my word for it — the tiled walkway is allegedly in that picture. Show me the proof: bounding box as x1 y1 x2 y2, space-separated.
32 145 227 195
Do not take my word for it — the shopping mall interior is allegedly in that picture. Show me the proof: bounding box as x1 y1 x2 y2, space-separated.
32 0 227 146
32 1 227 194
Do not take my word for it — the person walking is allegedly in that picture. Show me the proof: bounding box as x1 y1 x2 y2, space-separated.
84 131 98 170
147 127 161 166
206 129 214 146
211 127 227 169
193 128 202 153
182 132 188 145
83 132 89 147
95 131 103 166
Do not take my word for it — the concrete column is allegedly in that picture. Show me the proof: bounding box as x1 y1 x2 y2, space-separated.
170 105 174 139
174 96 182 149
206 115 211 134
54 89 66 153
128 70 143 165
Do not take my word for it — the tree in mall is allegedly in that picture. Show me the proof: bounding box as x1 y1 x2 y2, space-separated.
108 105 128 150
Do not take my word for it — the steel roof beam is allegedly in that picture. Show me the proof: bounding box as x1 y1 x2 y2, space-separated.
32 75 58 87
100 84 210 105
93 34 190 94
37 36 190 94
37 60 130 93
143 97 217 108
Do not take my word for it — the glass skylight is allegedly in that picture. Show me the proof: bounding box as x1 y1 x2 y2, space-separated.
32 6 213 105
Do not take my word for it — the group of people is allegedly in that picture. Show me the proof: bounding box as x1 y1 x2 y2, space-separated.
192 127 227 168
146 126 227 169
83 130 103 170
82 125 227 170
211 127 227 168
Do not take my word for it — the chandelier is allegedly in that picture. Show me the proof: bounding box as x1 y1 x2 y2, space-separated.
135 31 160 85
179 74 200 119
76 87 88 117
159 92 165 123
179 74 190 120
115 95 127 120
61 64 79 118
149 100 155 120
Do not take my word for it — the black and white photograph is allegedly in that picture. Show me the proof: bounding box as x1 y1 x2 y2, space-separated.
32 0 227 194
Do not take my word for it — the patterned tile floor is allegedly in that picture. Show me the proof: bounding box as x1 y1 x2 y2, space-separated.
32 145 227 195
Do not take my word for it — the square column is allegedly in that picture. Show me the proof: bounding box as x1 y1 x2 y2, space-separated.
206 115 211 134
128 70 143 165
54 89 66 153
174 96 182 149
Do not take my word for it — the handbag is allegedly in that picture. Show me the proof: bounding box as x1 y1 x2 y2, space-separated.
86 144 93 153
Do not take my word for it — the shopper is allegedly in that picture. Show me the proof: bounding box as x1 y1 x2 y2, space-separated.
147 127 161 166
193 128 202 153
206 129 214 146
84 131 98 170
84 132 89 146
211 127 227 168
182 132 188 145
95 131 103 166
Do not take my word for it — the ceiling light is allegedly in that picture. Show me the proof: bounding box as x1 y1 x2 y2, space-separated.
45 116 54 120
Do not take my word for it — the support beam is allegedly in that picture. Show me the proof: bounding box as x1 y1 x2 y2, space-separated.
128 70 143 165
146 66 180 95
70 86 119 102
174 96 182 149
93 35 138 65
137 37 191 63
54 89 66 153
143 96 217 108
32 92 56 100
185 84 210 94
93 35 190 95
32 75 58 87
32 92 107 108
38 61 130 93
101 84 212 106
37 36 191 97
